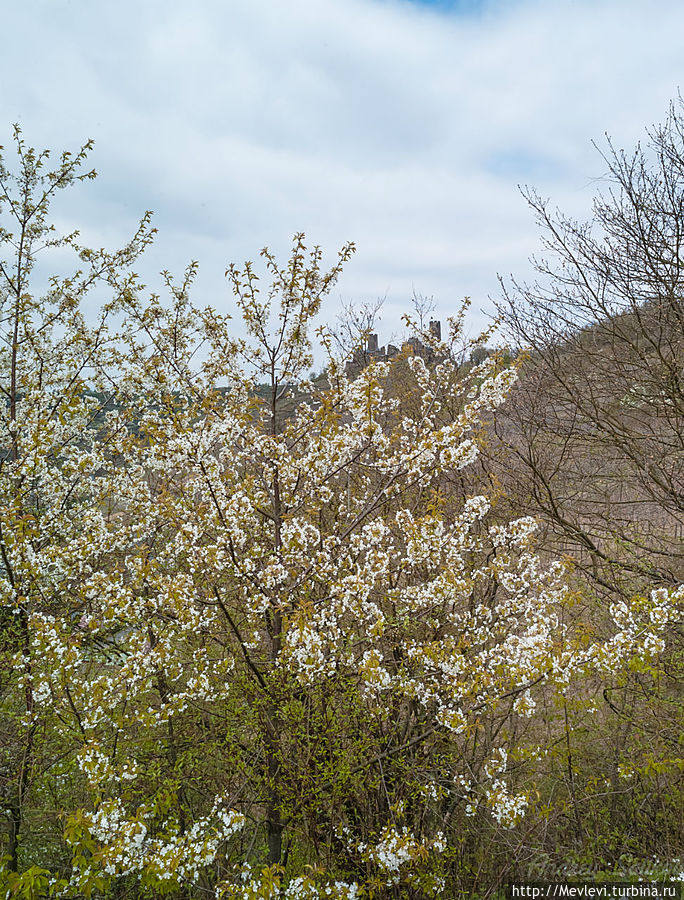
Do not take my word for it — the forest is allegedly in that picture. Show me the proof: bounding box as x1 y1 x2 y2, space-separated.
0 105 681 900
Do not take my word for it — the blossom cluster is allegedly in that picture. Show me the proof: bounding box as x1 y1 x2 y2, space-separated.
1 208 680 898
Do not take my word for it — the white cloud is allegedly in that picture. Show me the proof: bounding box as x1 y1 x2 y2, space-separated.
2 0 684 350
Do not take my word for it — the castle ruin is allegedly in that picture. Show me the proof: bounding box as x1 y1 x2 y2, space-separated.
345 320 442 378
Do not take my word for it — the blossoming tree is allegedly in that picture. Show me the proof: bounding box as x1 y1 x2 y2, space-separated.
0 133 680 899
0 127 156 885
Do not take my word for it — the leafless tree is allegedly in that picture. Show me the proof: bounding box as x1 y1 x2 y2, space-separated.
494 101 684 598
484 103 684 869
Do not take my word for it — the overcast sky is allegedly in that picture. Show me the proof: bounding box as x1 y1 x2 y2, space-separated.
3 0 684 349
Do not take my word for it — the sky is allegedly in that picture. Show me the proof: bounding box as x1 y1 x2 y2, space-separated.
2 0 684 352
